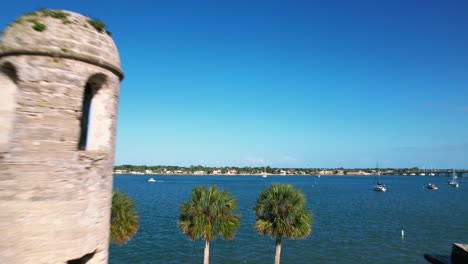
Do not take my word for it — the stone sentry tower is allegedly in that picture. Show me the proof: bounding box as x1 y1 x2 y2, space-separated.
0 10 123 264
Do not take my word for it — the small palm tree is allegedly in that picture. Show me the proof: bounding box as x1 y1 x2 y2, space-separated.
110 189 139 245
178 185 241 264
253 184 312 264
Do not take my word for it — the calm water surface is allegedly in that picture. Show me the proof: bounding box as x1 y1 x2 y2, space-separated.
109 174 468 264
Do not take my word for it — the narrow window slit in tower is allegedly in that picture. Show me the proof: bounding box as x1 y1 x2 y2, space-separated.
78 82 93 150
78 74 106 151
0 62 18 153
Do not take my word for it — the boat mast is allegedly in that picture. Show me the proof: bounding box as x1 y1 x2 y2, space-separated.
376 162 380 184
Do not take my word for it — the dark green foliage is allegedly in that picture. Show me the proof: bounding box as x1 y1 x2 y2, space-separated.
12 9 72 32
178 185 241 263
111 190 139 245
253 184 312 264
23 11 38 17
87 19 106 32
178 185 241 241
40 9 72 24
253 184 312 239
32 22 46 32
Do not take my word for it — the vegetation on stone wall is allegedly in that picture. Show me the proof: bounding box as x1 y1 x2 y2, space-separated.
32 22 46 32
12 9 71 32
87 18 111 36
8 9 112 36
38 8 71 23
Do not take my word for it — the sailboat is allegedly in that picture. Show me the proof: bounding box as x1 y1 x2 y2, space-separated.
261 167 268 178
373 163 387 192
448 169 459 188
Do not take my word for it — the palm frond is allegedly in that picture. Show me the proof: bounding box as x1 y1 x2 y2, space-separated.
110 189 139 245
253 184 313 239
177 185 241 242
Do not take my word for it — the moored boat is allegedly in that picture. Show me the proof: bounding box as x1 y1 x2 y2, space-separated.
261 167 268 178
374 183 387 192
373 164 387 192
448 169 459 188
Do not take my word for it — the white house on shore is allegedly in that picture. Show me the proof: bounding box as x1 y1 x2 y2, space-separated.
226 169 237 175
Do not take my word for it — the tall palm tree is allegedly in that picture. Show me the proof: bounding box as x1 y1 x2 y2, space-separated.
178 185 241 264
253 184 312 264
110 189 139 245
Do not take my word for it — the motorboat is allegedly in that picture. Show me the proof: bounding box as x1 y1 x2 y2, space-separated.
427 183 438 190
148 178 156 182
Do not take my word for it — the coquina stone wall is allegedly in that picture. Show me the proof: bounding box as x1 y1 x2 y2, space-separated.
0 9 123 264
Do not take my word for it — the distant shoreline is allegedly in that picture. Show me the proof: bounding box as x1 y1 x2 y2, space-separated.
114 166 467 177
114 172 465 177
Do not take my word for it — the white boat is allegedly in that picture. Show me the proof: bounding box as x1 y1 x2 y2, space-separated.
148 178 156 182
374 183 387 192
448 169 459 188
427 183 438 190
420 173 426 176
410 173 416 176
261 167 268 178
429 173 435 176
373 165 387 192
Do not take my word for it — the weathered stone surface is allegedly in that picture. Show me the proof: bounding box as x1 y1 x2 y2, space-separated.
0 9 122 264
0 10 123 80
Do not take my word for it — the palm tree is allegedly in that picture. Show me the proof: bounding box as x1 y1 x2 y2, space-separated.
110 189 139 245
253 184 312 264
178 185 241 264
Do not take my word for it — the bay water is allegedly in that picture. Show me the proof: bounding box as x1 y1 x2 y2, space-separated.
110 174 468 263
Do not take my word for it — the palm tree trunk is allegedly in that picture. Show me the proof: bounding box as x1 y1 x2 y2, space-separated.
274 237 282 264
204 240 210 264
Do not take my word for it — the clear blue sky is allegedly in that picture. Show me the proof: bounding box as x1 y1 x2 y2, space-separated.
1 0 468 168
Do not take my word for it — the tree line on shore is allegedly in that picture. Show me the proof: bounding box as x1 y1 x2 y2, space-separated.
111 184 312 264
114 164 426 175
